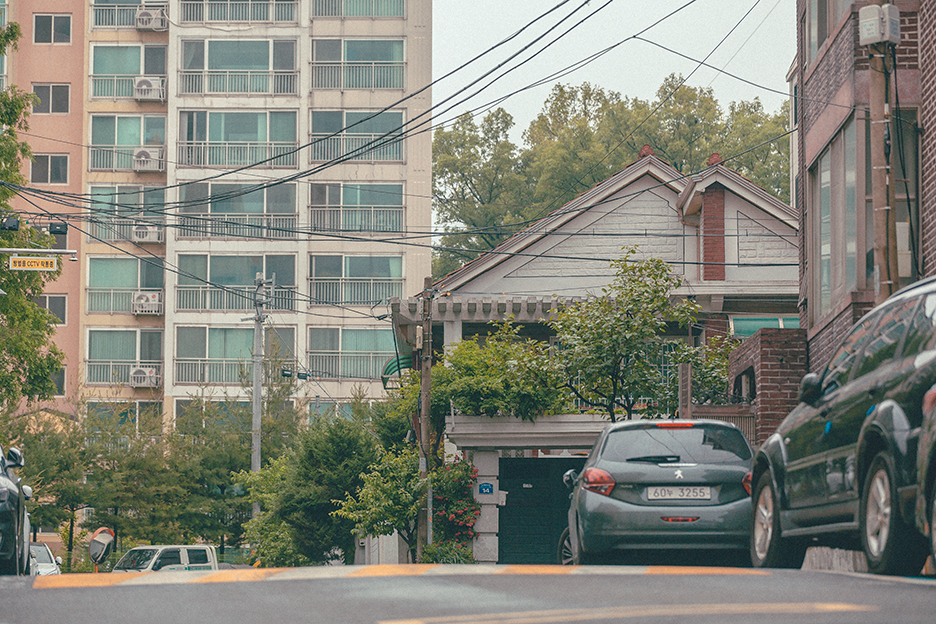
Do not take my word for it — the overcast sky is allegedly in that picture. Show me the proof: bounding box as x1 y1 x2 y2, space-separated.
432 0 796 143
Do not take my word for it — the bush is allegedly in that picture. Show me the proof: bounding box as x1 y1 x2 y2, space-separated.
417 540 476 564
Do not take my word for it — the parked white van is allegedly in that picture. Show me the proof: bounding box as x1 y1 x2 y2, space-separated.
112 545 219 572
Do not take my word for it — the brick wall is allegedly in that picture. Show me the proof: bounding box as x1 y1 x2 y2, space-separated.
921 0 936 276
701 184 726 281
729 328 808 445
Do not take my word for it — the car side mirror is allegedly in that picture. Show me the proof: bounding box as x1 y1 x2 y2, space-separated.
21 485 33 500
55 556 63 566
562 469 578 490
6 447 24 469
798 373 822 405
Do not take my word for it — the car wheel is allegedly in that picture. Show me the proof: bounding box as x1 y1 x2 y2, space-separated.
557 528 574 565
860 452 928 576
751 471 806 569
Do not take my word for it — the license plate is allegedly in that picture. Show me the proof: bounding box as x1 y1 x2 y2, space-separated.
647 486 711 500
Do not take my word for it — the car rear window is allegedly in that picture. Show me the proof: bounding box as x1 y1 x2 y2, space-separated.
187 549 209 565
600 425 752 464
114 548 157 570
30 545 53 564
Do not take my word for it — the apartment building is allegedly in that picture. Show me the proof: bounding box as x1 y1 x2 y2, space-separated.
7 0 432 424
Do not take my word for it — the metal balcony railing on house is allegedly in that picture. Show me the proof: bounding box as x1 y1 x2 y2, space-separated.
87 288 163 314
309 134 402 162
309 206 403 232
92 4 169 28
179 70 298 96
177 214 297 239
180 0 297 22
308 278 402 305
89 146 166 172
177 285 297 312
307 351 395 380
178 142 297 168
92 75 165 100
311 62 404 90
175 358 246 385
86 361 163 386
312 0 404 17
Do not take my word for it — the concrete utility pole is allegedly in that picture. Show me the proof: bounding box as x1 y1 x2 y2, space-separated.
416 276 433 559
250 272 271 519
867 0 901 304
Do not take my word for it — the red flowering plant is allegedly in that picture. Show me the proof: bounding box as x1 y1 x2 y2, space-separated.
431 455 481 544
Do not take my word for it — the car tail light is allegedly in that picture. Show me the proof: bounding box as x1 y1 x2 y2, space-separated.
581 467 615 496
655 422 695 428
742 471 753 496
661 517 700 522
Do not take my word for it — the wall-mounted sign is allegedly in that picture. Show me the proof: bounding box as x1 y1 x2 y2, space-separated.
478 482 494 495
10 255 56 271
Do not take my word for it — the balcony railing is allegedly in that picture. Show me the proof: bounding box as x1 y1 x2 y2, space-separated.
307 351 394 380
309 278 402 305
86 361 162 386
309 206 403 232
89 145 166 172
311 62 404 90
309 133 402 162
178 142 297 168
179 70 298 96
91 75 166 100
92 4 168 28
180 0 297 22
177 214 297 239
177 285 297 311
312 0 404 17
87 288 164 314
175 358 247 385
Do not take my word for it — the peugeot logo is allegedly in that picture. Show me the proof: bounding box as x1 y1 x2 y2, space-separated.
674 469 684 480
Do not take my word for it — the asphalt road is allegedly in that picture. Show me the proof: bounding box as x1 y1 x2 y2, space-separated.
2 564 934 624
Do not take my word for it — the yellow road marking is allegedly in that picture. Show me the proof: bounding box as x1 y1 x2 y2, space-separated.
379 602 878 624
644 565 770 575
495 565 576 575
33 572 150 589
190 568 289 583
347 564 440 577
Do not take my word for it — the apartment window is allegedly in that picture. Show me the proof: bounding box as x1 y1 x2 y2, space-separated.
91 45 166 98
176 326 253 384
312 0 405 18
88 257 164 314
806 0 852 64
89 185 166 241
31 155 68 184
178 183 297 238
87 329 163 385
33 294 66 324
90 115 166 171
308 327 394 379
310 110 403 161
310 183 403 232
266 326 295 359
730 316 800 338
32 84 69 113
179 110 297 167
181 39 297 94
51 368 65 397
312 39 404 89
180 0 297 23
178 254 295 311
309 255 402 304
34 14 71 44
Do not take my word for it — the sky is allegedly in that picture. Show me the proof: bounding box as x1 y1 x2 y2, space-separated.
431 0 796 143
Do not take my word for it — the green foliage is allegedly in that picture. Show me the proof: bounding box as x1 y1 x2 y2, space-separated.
549 247 699 421
417 540 476 564
684 333 740 405
431 456 480 544
273 413 380 565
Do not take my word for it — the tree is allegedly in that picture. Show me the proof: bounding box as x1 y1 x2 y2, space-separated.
720 98 790 203
548 247 699 421
0 23 63 411
432 109 535 277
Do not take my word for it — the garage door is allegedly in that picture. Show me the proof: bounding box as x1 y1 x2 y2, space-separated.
497 457 587 564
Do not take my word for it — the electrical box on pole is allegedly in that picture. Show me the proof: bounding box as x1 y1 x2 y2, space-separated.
859 4 900 47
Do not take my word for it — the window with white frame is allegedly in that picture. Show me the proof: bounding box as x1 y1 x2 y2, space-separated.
178 110 297 167
178 182 297 238
88 257 164 314
730 316 800 338
33 294 66 324
312 39 404 89
34 14 71 43
90 115 166 171
31 155 68 184
177 254 296 311
32 84 69 113
91 45 166 98
86 329 163 385
310 183 404 232
310 110 403 161
175 326 253 384
181 39 297 95
308 327 395 379
309 255 402 304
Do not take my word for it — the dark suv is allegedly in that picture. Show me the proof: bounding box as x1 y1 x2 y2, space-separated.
751 277 936 575
0 444 30 575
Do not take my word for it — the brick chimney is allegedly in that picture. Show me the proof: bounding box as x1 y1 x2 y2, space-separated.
701 183 726 281
639 144 654 158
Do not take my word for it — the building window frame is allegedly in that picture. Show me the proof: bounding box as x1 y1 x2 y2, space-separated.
33 13 71 44
31 154 68 184
32 84 70 114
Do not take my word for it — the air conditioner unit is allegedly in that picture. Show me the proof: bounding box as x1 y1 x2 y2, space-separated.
131 291 164 315
131 224 164 243
132 148 164 172
134 76 164 101
129 367 160 388
135 8 168 31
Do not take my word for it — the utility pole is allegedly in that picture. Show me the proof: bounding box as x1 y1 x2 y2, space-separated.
864 1 901 304
416 276 433 559
249 272 271 519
